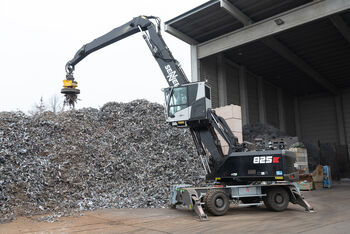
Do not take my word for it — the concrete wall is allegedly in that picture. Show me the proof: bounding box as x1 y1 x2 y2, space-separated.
283 92 296 136
199 54 349 149
298 95 339 144
247 73 259 124
200 56 219 108
199 54 290 131
342 91 350 153
264 83 279 128
295 92 350 158
225 63 240 106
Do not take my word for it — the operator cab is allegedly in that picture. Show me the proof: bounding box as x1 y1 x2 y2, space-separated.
163 82 212 127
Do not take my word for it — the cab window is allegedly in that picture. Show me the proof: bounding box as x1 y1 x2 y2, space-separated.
167 87 188 116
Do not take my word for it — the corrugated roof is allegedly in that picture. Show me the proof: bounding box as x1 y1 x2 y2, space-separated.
165 0 312 43
168 1 242 43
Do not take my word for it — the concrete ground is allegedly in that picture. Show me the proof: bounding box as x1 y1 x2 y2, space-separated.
1 182 350 234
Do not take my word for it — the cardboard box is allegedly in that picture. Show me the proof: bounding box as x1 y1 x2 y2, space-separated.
214 104 243 152
214 105 241 119
225 118 243 132
312 165 324 183
222 145 229 155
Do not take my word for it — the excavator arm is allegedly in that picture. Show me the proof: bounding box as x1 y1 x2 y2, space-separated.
65 17 152 73
62 16 189 106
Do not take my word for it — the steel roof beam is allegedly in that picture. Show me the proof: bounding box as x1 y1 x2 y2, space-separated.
198 0 350 59
329 14 350 44
220 0 253 26
164 25 198 45
219 0 338 94
261 37 338 94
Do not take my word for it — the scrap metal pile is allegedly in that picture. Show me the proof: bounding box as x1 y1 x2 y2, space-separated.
0 100 205 223
243 123 289 142
243 123 299 150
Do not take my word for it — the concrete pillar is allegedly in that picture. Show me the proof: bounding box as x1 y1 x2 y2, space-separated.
294 97 302 139
278 88 286 131
335 95 347 145
190 45 200 82
217 54 227 107
239 66 249 125
257 77 266 124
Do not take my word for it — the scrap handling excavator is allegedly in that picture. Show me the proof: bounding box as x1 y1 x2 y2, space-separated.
62 16 313 220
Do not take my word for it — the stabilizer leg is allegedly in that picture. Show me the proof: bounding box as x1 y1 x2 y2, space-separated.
191 196 208 221
291 191 314 212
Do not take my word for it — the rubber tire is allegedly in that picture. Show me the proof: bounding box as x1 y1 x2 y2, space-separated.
264 187 289 212
203 189 230 216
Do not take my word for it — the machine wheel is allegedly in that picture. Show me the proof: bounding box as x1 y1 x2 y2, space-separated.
203 189 230 216
264 187 289 212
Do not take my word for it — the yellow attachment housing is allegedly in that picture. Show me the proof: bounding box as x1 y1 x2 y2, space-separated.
63 79 78 88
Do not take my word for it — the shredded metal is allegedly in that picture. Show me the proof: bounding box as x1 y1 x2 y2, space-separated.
0 100 205 223
63 93 78 108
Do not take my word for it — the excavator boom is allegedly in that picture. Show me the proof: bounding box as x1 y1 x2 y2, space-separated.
64 16 188 87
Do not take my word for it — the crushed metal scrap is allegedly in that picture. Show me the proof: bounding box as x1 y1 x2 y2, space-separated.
0 100 205 223
243 123 299 150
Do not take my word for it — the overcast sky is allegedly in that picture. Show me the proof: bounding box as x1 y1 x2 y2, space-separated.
0 0 205 112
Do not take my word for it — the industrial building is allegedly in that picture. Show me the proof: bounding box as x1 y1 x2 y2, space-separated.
165 0 350 171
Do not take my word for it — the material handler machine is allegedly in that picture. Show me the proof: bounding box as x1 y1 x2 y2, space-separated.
62 16 313 220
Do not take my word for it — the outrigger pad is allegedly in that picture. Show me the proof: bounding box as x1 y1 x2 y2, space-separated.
292 191 314 212
191 195 208 221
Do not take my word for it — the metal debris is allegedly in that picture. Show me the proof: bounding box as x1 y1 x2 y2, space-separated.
0 100 205 223
243 123 299 150
243 123 288 142
62 93 79 108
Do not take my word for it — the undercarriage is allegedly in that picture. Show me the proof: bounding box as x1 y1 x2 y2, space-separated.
170 182 314 221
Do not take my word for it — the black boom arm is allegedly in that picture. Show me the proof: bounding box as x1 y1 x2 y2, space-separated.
65 16 189 87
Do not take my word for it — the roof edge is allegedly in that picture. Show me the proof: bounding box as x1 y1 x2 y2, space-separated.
165 0 219 26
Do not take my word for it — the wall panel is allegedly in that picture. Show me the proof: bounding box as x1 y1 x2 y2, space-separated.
283 93 296 136
342 91 350 150
247 74 259 124
264 83 279 128
200 56 218 108
225 64 240 106
299 95 338 144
